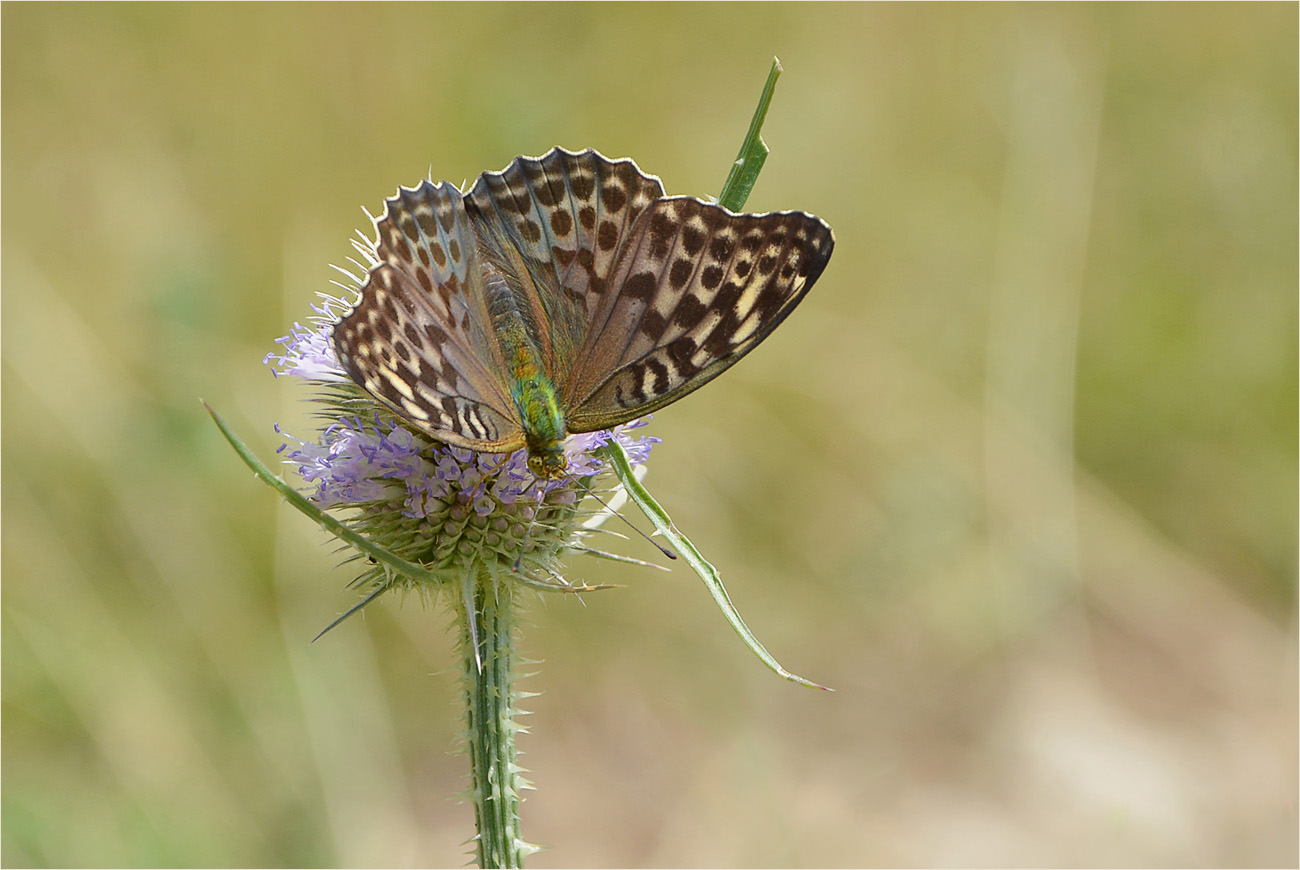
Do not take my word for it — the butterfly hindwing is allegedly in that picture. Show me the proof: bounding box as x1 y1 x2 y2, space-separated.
332 180 525 451
566 197 834 432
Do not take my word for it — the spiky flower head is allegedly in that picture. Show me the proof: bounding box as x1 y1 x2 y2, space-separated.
265 311 660 600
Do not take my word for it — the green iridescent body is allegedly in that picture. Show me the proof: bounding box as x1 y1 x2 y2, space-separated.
509 354 567 479
483 258 569 478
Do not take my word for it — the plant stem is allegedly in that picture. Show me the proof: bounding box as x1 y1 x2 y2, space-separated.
458 567 530 868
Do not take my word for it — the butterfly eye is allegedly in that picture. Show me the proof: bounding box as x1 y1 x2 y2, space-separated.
526 451 567 480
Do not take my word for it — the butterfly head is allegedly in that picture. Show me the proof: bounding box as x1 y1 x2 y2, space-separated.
526 445 568 480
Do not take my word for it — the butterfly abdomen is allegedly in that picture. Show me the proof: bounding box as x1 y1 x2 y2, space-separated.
513 367 567 478
482 258 570 477
501 331 567 477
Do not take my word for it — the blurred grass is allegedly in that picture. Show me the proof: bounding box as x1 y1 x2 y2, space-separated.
2 3 1295 867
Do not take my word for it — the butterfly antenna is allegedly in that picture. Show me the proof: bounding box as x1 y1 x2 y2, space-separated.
569 472 677 562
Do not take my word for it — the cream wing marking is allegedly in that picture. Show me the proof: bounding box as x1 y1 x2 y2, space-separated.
566 197 834 432
332 180 523 451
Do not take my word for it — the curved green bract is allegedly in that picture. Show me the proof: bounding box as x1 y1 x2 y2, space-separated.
601 440 831 691
203 401 443 589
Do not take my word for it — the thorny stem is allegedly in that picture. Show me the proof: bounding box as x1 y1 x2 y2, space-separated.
458 567 533 868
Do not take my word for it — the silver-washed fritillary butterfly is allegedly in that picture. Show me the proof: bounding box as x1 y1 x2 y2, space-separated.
332 147 834 478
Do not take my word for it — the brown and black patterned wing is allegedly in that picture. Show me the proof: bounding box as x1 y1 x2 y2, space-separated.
462 148 666 380
564 196 834 432
332 180 525 452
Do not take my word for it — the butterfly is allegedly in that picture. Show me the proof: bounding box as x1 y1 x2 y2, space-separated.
332 147 834 479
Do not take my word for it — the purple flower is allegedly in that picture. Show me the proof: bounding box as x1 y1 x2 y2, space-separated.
267 320 659 581
264 316 348 381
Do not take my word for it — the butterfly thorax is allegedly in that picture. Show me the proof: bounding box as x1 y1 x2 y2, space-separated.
482 259 570 479
515 363 567 479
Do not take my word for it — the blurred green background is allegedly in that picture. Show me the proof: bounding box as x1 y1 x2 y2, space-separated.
3 3 1295 867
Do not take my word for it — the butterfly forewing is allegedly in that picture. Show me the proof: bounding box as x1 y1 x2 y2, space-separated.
464 149 666 385
565 197 834 432
332 180 525 452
